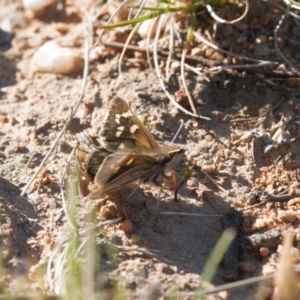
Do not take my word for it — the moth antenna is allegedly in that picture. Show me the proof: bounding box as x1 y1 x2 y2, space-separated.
126 181 141 200
156 187 163 211
171 119 184 143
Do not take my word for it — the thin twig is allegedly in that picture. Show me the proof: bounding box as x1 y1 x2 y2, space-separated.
104 41 219 66
93 0 129 47
112 244 175 265
160 212 222 217
200 168 229 195
20 12 91 197
241 192 300 211
168 266 300 297
264 0 300 20
171 119 184 143
129 0 146 20
209 61 278 72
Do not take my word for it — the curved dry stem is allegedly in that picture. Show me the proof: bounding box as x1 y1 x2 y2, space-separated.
146 18 158 74
171 119 184 143
181 47 197 115
274 7 300 72
153 15 209 120
184 63 210 81
206 0 249 24
118 21 140 75
129 0 146 20
165 14 175 81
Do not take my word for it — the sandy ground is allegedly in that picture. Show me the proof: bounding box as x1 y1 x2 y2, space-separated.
1 1 300 299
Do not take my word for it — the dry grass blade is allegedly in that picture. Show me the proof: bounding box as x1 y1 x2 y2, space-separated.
274 231 300 300
113 245 174 265
200 168 229 195
153 15 209 120
146 17 159 75
165 14 174 81
206 0 249 24
118 22 140 75
181 47 197 114
59 147 77 231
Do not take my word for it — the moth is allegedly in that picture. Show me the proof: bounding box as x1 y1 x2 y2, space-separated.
86 96 184 199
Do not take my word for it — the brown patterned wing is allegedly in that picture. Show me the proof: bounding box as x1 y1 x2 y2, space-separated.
100 96 159 152
90 150 157 198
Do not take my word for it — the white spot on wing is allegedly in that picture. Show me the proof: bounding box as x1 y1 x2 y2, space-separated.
130 124 139 133
115 111 132 124
115 114 121 124
116 126 124 137
119 143 125 149
122 111 132 118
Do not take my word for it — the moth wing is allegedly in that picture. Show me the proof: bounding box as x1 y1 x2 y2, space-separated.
92 150 157 196
100 96 159 152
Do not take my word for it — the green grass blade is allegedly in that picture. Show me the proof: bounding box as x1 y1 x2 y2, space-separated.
194 228 236 298
100 11 165 29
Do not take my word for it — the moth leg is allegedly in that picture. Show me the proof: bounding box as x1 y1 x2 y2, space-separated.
161 171 176 188
156 187 162 211
174 179 185 201
126 182 141 200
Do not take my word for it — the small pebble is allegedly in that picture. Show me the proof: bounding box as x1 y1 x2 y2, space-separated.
218 291 228 299
99 205 117 219
254 43 270 56
252 218 276 230
288 198 300 206
220 25 233 37
201 165 214 175
255 34 267 44
122 219 134 233
31 41 83 74
187 178 198 188
259 247 270 257
278 210 298 223
238 261 257 274
204 134 214 142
